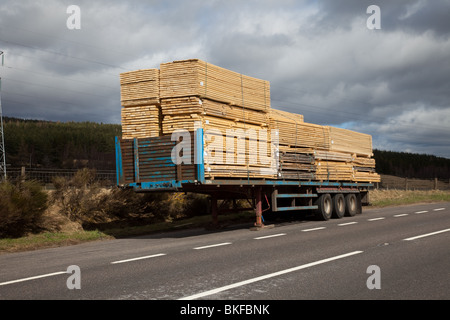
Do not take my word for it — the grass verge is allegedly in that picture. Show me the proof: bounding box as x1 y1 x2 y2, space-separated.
0 230 112 254
0 211 254 255
369 189 450 208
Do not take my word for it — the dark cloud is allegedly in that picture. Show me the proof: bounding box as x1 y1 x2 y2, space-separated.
0 0 449 158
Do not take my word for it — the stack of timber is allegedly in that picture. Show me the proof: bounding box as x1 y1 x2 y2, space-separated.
203 125 276 179
328 127 373 158
277 148 315 180
121 105 160 139
119 59 380 183
160 97 269 134
160 59 271 112
120 69 160 107
270 107 380 183
120 69 161 139
269 110 330 149
158 60 274 179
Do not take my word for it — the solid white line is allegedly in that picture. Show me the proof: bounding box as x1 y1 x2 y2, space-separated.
301 227 326 232
0 271 67 286
394 214 409 217
403 228 450 241
111 253 166 264
254 233 287 240
194 242 232 250
338 222 358 226
415 211 428 214
433 208 445 211
178 251 363 300
368 217 385 221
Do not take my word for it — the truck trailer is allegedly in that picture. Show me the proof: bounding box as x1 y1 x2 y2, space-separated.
116 59 378 228
115 128 373 228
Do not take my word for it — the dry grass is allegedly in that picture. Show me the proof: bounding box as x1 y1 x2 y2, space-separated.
369 189 450 207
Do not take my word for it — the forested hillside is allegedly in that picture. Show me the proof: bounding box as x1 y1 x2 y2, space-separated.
2 117 450 179
3 117 121 170
373 150 450 179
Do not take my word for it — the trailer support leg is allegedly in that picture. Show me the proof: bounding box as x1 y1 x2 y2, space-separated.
255 187 264 228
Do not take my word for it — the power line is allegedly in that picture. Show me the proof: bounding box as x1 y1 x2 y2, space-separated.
1 64 117 91
0 38 129 71
0 51 6 181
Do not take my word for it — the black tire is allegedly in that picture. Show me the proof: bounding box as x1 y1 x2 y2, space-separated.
356 193 362 214
315 193 333 221
332 194 345 219
345 193 358 217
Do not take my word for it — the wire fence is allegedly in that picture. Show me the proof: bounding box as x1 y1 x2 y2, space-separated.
4 169 450 191
6 167 116 186
377 174 450 191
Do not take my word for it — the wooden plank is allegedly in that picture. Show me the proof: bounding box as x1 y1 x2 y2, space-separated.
159 59 270 112
120 69 160 105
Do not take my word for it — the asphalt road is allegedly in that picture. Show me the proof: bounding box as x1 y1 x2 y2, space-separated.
1 202 449 303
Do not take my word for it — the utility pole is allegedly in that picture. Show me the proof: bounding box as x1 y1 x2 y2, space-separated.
0 51 6 181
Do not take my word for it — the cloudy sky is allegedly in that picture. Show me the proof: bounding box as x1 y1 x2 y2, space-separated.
0 0 449 158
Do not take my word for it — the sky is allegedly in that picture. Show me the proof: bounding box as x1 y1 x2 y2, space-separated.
0 0 449 158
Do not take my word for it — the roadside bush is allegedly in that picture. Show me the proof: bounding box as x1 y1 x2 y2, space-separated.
51 169 211 230
52 168 110 224
0 179 48 238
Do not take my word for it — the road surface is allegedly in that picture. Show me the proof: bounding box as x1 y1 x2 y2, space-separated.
1 202 449 305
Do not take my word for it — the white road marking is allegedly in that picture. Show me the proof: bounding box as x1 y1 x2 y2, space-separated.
368 217 385 221
403 228 450 241
433 208 445 211
0 271 67 286
254 233 286 240
111 253 166 264
415 211 428 214
178 251 363 300
194 242 232 250
394 214 409 217
338 222 358 226
301 227 326 232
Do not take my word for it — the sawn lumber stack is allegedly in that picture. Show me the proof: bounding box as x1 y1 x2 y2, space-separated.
120 59 380 183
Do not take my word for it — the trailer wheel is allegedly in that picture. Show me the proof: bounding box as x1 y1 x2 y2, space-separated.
315 194 333 221
345 194 358 217
332 194 345 219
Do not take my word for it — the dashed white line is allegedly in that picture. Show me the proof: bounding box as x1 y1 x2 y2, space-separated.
111 253 166 264
254 233 286 240
415 211 428 214
301 227 326 232
338 222 358 226
194 242 232 250
0 271 67 286
394 214 409 217
368 217 385 221
433 208 446 211
403 228 450 241
178 251 363 300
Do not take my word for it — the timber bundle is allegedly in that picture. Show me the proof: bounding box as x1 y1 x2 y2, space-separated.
120 59 380 183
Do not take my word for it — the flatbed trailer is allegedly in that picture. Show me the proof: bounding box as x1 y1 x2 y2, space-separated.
115 129 373 227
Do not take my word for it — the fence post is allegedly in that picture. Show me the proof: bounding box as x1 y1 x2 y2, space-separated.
21 166 26 182
434 178 438 190
405 177 408 191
